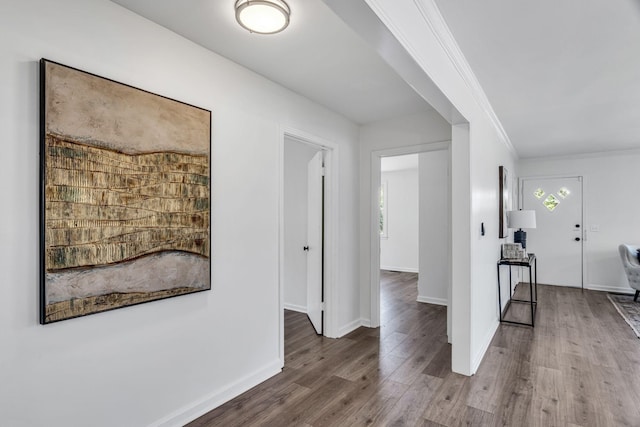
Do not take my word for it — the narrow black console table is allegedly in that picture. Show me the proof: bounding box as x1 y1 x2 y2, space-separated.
497 253 537 327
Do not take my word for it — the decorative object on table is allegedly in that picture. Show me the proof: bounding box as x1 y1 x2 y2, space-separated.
618 244 640 302
498 166 509 238
507 209 537 250
501 243 526 260
607 293 640 338
40 59 212 324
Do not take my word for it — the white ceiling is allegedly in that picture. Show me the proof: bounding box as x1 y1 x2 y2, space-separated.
435 0 640 158
110 0 432 125
110 0 640 159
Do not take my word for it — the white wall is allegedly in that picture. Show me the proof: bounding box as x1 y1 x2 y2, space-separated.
0 1 360 425
359 111 452 327
418 150 450 305
283 139 321 312
378 150 452 307
380 166 419 272
519 151 640 293
366 0 519 374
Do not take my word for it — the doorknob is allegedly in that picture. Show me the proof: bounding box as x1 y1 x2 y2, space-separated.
303 246 309 251
574 237 581 242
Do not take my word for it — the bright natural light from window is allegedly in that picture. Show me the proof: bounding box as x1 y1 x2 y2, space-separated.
379 182 388 238
558 187 570 199
543 194 560 211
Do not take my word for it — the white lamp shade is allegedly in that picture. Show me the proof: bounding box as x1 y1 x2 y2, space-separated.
507 210 536 229
235 0 290 34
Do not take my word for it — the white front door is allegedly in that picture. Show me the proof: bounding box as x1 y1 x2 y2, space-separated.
306 151 324 334
522 176 583 288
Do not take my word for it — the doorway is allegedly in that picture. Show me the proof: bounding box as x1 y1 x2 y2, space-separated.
521 176 584 288
279 130 338 366
370 142 452 340
282 138 324 334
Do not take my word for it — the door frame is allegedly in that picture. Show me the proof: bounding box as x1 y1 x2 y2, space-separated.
519 174 585 289
306 150 325 335
369 140 452 336
279 127 339 367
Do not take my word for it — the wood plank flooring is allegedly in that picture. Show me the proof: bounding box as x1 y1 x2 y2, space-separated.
188 271 640 426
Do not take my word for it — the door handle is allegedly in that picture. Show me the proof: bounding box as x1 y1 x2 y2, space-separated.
303 246 309 251
574 237 581 242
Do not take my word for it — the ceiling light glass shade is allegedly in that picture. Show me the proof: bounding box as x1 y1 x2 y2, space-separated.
235 0 291 35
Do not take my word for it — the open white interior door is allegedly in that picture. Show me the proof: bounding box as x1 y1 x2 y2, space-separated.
306 151 324 335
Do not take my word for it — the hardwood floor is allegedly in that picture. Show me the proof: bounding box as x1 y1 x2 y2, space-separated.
188 271 640 426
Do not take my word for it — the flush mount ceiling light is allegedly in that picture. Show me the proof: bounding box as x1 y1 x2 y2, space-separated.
235 0 291 34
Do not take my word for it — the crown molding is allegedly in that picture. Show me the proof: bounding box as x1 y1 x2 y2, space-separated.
364 0 517 157
413 0 517 158
520 145 640 163
366 0 517 157
413 0 519 158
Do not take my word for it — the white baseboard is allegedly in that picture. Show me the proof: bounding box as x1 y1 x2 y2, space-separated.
360 318 372 328
337 318 365 337
284 303 307 313
533 282 636 294
472 321 499 375
585 284 635 294
380 266 419 273
416 295 447 306
151 360 282 427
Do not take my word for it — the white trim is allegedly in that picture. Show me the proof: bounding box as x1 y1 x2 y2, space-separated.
283 303 307 313
417 295 447 306
471 321 499 375
279 127 340 343
337 318 364 338
536 282 582 289
365 0 515 157
518 173 584 183
381 266 419 273
277 130 285 369
413 0 516 157
520 146 640 163
151 360 282 427
586 284 635 294
370 141 451 329
360 318 372 328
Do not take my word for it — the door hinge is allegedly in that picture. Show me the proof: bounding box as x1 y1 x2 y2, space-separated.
321 166 326 177
321 302 326 311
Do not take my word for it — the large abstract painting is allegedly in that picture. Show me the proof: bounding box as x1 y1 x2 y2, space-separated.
40 59 211 324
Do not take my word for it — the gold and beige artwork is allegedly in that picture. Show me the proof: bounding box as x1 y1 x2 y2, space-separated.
41 60 211 323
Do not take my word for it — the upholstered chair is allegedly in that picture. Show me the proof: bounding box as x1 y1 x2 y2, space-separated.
619 244 640 302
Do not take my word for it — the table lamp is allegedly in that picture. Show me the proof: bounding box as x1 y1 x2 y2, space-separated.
507 209 536 249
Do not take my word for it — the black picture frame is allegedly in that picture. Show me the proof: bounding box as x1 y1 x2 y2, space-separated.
40 59 212 323
499 166 509 238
